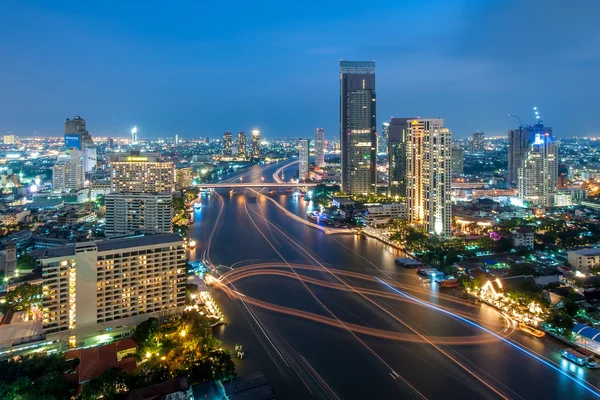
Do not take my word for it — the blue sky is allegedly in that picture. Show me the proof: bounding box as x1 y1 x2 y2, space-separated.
1 0 599 139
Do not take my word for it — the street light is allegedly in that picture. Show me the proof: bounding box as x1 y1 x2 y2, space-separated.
180 330 186 337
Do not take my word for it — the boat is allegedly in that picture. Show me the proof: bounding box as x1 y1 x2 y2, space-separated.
439 277 459 288
518 322 545 338
395 258 421 268
360 233 367 239
194 202 202 210
560 348 589 366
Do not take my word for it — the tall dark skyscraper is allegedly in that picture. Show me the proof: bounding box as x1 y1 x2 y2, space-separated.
237 132 247 159
388 117 413 199
64 116 96 173
340 61 376 194
222 131 233 157
508 122 552 185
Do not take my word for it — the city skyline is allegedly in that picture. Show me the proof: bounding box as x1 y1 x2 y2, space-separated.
2 1 600 138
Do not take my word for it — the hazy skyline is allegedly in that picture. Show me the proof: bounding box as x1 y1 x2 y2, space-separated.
2 0 599 139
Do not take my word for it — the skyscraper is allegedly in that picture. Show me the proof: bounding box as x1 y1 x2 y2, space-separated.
340 61 377 194
508 122 552 185
314 128 325 167
222 131 233 157
388 117 413 199
379 122 390 155
64 116 96 173
131 126 138 145
251 130 261 158
470 131 485 152
452 147 465 176
406 118 452 236
298 138 310 181
52 149 85 193
110 152 175 193
3 135 18 145
518 133 558 207
237 132 247 159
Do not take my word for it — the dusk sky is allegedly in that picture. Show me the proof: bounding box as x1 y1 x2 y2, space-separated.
1 0 599 139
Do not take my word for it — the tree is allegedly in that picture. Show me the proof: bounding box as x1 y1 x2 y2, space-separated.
546 310 574 338
80 368 130 400
5 282 42 314
17 253 36 270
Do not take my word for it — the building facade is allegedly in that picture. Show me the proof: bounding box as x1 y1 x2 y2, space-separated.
340 61 376 194
517 133 558 207
110 152 175 193
452 147 465 176
314 128 325 167
298 138 310 181
40 234 186 346
251 130 261 158
64 116 96 173
388 117 413 200
364 203 407 225
52 150 85 193
406 118 452 236
237 132 247 159
470 131 484 152
222 131 233 157
175 166 194 190
105 193 173 237
379 122 389 155
3 135 18 145
568 249 600 273
508 123 552 185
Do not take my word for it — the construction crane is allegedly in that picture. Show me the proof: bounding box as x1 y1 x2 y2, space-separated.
508 114 523 128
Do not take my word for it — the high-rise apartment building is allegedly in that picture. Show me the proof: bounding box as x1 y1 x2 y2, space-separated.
222 131 233 157
110 152 175 193
3 135 18 145
251 130 261 158
452 147 465 176
131 126 138 145
64 116 96 173
314 128 325 167
298 139 310 181
388 118 413 199
508 122 552 185
406 118 452 236
105 193 173 237
176 166 194 190
40 234 186 346
518 133 558 207
379 122 390 155
237 132 247 159
470 131 485 152
340 61 377 194
52 150 85 193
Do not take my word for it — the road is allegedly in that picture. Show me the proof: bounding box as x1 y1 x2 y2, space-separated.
187 160 600 400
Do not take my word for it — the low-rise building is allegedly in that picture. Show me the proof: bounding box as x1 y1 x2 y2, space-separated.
0 209 30 225
364 203 407 225
510 228 535 249
568 248 600 273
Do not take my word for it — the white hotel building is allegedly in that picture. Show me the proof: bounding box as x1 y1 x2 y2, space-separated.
41 234 186 348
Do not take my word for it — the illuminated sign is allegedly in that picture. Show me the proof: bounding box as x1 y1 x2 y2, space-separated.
355 142 372 147
126 157 149 162
533 134 544 145
65 135 81 150
351 129 371 134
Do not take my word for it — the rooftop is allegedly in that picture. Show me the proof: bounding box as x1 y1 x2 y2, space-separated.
570 248 600 257
43 234 183 258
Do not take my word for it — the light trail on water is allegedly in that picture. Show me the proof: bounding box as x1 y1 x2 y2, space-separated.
376 278 600 399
